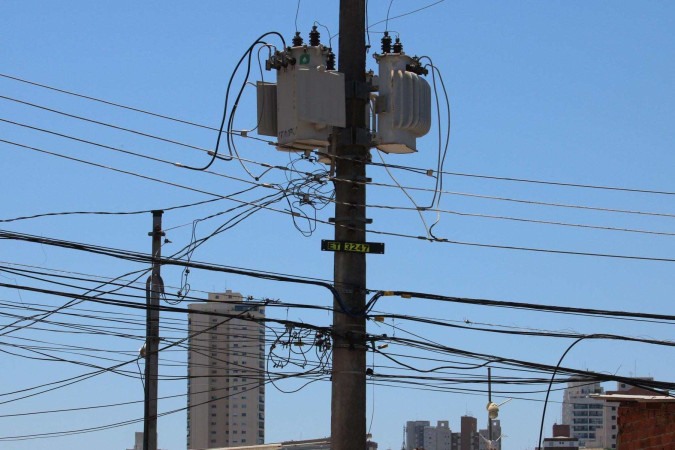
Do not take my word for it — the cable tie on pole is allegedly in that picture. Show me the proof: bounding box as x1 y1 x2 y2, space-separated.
400 293 412 299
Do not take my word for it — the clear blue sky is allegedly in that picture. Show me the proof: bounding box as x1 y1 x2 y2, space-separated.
1 1 674 449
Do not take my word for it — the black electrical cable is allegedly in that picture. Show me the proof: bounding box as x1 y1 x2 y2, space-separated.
0 229 361 316
366 290 675 322
180 32 286 171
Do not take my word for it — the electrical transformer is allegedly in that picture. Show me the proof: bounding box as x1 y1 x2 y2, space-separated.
374 51 432 154
257 28 345 152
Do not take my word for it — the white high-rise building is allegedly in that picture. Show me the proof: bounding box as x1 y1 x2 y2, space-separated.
187 291 265 449
424 420 452 450
561 379 609 449
406 420 453 450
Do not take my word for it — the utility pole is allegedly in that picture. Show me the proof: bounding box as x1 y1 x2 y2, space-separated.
488 367 493 441
331 2 368 450
144 210 163 450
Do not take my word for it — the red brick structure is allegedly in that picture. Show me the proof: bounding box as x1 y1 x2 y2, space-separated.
592 392 675 450
552 424 571 438
616 401 675 450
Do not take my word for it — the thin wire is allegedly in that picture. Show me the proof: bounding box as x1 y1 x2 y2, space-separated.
182 32 285 171
0 72 224 132
365 0 371 51
366 158 675 196
538 337 588 450
7 118 673 231
0 197 222 223
368 345 376 435
5 72 674 198
364 226 675 263
375 149 430 237
0 95 214 152
372 0 445 29
386 0 395 30
295 0 301 33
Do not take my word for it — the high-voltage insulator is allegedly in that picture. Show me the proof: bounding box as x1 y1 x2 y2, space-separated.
393 37 403 54
326 48 336 70
381 31 392 53
309 25 320 46
292 31 303 47
406 57 429 76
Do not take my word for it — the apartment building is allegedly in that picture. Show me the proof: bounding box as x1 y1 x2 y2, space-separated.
187 291 265 449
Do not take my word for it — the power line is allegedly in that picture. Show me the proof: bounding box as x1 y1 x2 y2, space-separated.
365 225 675 263
319 193 675 238
6 72 674 198
367 158 675 196
367 290 675 322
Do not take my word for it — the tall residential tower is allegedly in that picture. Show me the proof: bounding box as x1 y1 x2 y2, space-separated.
187 291 265 449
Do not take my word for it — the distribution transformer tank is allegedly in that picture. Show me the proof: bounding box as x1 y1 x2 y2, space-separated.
374 53 432 154
256 45 345 152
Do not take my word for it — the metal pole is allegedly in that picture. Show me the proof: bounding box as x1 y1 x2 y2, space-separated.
488 367 493 442
331 2 368 450
144 210 163 450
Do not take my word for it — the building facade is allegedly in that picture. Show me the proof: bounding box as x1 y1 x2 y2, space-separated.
187 291 265 449
405 417 481 450
562 378 653 449
406 421 430 450
478 420 501 450
561 379 610 448
460 416 479 450
423 420 452 450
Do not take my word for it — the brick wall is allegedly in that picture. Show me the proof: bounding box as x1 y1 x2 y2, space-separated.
617 401 675 449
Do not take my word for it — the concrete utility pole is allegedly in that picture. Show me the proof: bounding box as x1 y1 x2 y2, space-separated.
144 210 164 450
331 2 368 450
